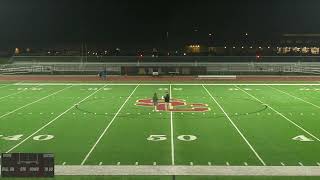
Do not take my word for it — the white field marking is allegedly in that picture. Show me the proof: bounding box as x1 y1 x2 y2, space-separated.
190 162 193 166
299 162 304 166
317 162 320 166
117 162 121 166
203 85 266 166
11 165 320 176
236 86 320 142
153 162 157 166
226 162 230 166
281 162 285 166
0 84 15 89
269 85 320 110
12 83 320 86
244 162 248 166
135 162 139 166
5 85 107 153
99 162 103 166
62 162 66 165
169 84 175 165
0 87 31 101
81 85 139 165
208 162 212 166
0 85 72 120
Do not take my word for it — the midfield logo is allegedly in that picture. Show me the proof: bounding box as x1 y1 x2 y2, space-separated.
135 99 210 112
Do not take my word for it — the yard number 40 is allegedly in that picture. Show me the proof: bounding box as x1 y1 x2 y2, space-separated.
0 134 54 141
147 135 197 142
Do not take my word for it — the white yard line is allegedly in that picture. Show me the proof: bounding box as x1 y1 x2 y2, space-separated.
202 85 266 166
236 85 320 142
0 85 72 120
0 84 14 89
170 84 175 165
6 85 107 153
12 83 320 86
0 88 31 101
269 85 320 109
80 85 139 165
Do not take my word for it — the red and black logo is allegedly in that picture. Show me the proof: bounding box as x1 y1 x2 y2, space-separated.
135 99 210 112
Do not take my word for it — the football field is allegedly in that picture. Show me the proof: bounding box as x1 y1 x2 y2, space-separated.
1 82 320 169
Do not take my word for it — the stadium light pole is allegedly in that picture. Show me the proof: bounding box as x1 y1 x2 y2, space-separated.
166 31 170 56
208 33 214 55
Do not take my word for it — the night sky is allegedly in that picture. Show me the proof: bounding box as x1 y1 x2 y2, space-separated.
1 0 320 48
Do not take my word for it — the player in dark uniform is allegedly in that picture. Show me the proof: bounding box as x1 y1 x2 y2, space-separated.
164 92 170 111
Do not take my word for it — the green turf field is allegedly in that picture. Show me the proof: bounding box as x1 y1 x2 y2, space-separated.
0 82 320 168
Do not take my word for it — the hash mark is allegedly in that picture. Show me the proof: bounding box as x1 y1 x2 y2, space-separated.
244 162 248 166
299 162 304 166
281 162 285 166
190 162 193 166
99 162 103 166
317 162 320 166
226 162 230 166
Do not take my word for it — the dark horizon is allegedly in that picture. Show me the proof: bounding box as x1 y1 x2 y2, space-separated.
1 0 320 49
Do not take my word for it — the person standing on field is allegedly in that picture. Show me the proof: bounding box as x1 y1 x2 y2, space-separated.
152 93 158 111
164 92 170 111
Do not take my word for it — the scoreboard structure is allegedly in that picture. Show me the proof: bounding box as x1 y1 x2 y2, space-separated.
1 153 54 177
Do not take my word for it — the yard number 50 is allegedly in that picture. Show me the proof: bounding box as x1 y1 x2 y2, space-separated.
147 135 197 142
